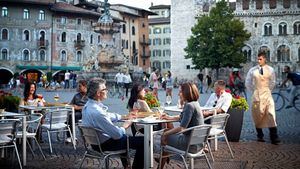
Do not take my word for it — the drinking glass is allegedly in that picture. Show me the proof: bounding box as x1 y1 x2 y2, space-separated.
133 102 141 119
54 93 60 102
157 105 165 119
166 95 172 105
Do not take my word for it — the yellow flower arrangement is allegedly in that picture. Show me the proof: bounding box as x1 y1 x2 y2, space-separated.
144 91 160 108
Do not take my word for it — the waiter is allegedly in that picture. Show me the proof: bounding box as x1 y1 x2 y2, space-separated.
245 52 280 145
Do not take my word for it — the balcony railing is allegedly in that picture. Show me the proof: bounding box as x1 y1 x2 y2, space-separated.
37 40 49 49
140 40 150 45
74 40 85 49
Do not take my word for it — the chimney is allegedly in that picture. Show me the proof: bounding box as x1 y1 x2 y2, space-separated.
151 2 153 7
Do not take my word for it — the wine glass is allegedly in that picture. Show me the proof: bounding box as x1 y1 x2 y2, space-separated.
133 101 141 119
157 105 165 119
54 93 60 102
166 95 172 106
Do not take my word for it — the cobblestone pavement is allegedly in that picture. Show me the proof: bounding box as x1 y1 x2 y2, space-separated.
0 88 299 169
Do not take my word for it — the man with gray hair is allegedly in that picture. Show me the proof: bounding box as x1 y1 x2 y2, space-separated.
82 78 144 169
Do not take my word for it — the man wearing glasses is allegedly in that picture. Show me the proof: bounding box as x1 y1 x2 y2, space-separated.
203 80 232 117
245 52 280 145
82 78 144 169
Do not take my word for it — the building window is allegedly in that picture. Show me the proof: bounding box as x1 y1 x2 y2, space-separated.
163 27 171 33
256 0 263 9
242 0 249 10
61 32 66 42
23 30 30 41
164 49 171 57
122 24 126 33
277 45 290 62
258 46 270 61
2 7 8 17
1 49 8 60
163 38 171 45
148 39 151 45
1 28 8 40
77 18 81 25
132 26 135 35
298 0 300 7
77 33 82 41
76 51 82 62
283 0 290 8
298 47 300 61
121 39 125 48
23 49 30 61
186 65 191 69
90 35 93 44
294 22 300 35
279 22 287 35
203 2 210 12
61 17 67 24
142 22 145 27
269 0 277 9
242 46 252 62
132 41 136 52
264 23 272 36
163 61 171 69
153 38 162 45
153 50 161 57
153 28 161 34
153 61 161 70
39 10 45 20
39 50 46 61
98 35 101 43
126 40 128 49
39 31 45 41
23 9 29 19
149 28 151 34
61 50 66 61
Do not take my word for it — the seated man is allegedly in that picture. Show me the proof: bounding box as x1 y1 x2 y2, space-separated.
66 80 88 143
203 80 233 117
82 78 144 169
280 65 300 108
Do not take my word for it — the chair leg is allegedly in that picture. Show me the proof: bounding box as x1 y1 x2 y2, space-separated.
47 130 53 153
189 157 194 169
13 142 23 169
224 134 234 158
34 137 46 160
179 155 188 169
159 147 164 169
26 139 36 157
206 141 214 162
204 153 212 169
67 126 76 150
78 154 87 169
214 135 218 151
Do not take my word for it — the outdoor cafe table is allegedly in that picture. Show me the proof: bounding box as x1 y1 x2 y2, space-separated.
0 111 27 166
129 118 178 169
19 104 76 152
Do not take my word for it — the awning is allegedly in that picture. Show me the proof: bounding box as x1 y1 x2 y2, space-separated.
51 66 82 71
16 65 49 70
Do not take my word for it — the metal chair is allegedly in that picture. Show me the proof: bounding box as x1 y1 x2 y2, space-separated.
41 108 75 153
16 113 46 159
159 125 212 169
205 114 234 161
78 125 131 169
0 119 22 169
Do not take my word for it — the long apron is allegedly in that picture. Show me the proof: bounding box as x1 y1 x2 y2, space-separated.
251 68 277 128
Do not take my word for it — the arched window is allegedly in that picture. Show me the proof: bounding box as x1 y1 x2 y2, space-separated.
61 32 66 42
2 7 8 17
1 28 8 40
90 34 93 44
122 24 126 33
76 51 82 62
98 35 100 43
40 31 45 41
61 50 66 61
258 46 270 61
39 50 46 61
23 9 29 19
24 30 30 41
242 46 252 62
264 23 272 36
132 26 135 35
39 10 45 20
23 49 30 61
293 21 300 35
1 49 8 60
77 33 81 41
277 45 290 62
279 22 287 35
283 0 290 8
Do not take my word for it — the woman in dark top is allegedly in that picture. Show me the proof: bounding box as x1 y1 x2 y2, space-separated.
159 82 204 169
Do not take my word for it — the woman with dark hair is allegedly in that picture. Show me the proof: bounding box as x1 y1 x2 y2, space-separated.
20 82 45 106
158 82 204 169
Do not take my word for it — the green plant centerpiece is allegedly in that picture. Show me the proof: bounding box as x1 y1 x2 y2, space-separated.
144 91 160 109
230 95 249 111
0 90 21 112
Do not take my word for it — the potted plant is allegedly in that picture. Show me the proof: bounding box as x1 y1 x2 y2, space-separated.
225 95 249 142
0 90 21 113
144 91 160 109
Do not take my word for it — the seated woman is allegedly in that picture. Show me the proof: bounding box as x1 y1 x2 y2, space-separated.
127 84 172 136
159 82 204 169
20 82 45 107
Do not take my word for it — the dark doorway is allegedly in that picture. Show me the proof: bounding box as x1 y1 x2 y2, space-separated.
0 69 13 84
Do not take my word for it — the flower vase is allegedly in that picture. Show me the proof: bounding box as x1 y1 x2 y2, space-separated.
225 108 244 142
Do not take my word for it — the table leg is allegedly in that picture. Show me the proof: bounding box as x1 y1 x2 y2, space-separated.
22 116 27 166
71 107 76 149
144 125 153 169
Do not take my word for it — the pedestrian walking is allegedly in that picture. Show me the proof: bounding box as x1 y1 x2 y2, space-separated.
165 71 173 98
205 74 212 93
123 72 132 98
197 73 204 93
245 52 280 145
64 71 70 89
115 70 124 98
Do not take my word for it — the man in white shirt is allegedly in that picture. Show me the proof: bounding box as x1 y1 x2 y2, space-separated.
115 71 124 97
203 80 232 117
64 71 70 89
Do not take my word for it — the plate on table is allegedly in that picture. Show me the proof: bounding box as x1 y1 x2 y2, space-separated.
136 112 158 118
138 116 158 123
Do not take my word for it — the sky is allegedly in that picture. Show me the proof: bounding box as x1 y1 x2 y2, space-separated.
106 0 171 10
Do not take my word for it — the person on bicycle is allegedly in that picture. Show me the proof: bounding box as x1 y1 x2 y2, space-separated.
280 65 300 109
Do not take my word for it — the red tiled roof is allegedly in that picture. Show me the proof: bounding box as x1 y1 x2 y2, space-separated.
149 17 170 24
51 2 100 16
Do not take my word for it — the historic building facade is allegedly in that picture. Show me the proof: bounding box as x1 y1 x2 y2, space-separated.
171 0 300 82
149 5 171 74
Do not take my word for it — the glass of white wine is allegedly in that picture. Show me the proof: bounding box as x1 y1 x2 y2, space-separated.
166 95 172 106
54 93 60 102
133 101 141 120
